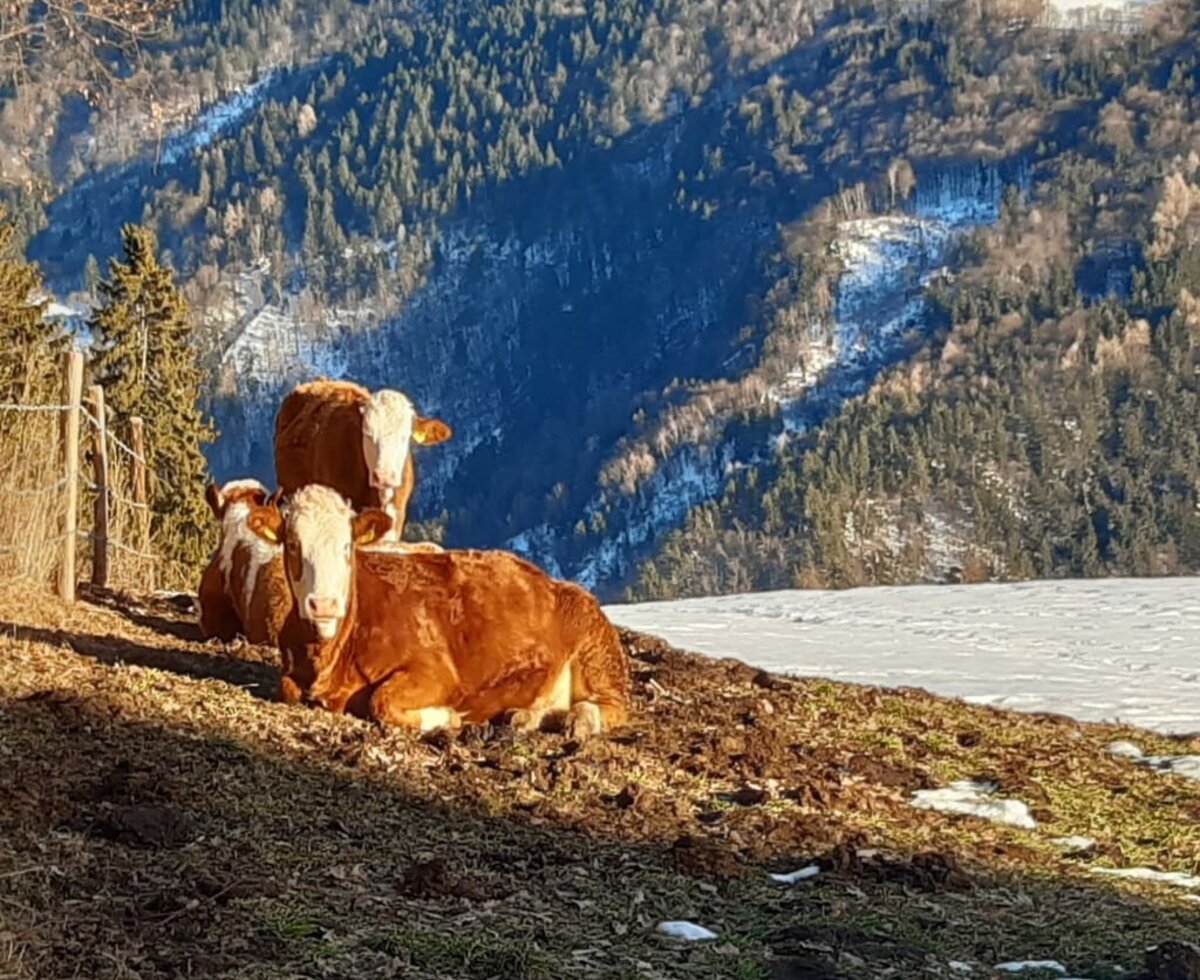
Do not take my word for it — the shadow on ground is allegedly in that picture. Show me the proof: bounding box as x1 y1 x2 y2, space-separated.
0 588 1197 979
0 618 277 698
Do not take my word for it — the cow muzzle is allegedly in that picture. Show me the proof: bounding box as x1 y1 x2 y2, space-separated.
304 596 343 638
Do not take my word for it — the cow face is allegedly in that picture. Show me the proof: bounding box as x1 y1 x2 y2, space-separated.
359 389 452 503
247 485 391 641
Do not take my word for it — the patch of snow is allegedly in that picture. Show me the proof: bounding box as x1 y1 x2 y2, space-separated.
949 964 974 974
1051 836 1097 853
1106 740 1200 781
43 300 86 319
909 780 1036 829
1041 0 1160 33
656 921 718 941
1106 740 1144 759
1047 0 1152 10
604 578 1200 734
1090 866 1200 890
995 963 1067 975
768 865 820 885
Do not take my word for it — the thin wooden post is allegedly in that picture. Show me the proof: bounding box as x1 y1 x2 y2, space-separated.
58 349 84 603
89 384 109 589
129 416 153 591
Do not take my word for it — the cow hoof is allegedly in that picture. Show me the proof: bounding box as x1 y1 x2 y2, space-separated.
415 706 461 732
502 708 542 733
566 702 603 741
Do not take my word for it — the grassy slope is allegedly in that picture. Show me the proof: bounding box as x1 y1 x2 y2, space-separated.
0 580 1198 980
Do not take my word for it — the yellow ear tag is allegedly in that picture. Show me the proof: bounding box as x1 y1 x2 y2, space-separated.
412 429 428 444
260 525 279 543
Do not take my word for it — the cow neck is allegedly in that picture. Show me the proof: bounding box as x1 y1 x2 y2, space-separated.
304 550 365 704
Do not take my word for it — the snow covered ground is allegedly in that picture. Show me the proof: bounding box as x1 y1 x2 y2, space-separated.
603 577 1200 735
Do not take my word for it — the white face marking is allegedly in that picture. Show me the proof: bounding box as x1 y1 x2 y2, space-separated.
282 485 356 639
361 389 416 493
215 479 279 621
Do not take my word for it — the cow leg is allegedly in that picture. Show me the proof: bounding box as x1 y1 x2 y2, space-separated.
369 671 461 732
278 674 304 705
566 618 633 734
497 660 574 733
380 704 463 732
564 701 604 740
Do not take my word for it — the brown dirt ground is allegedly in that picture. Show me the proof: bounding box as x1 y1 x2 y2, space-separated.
1 579 1199 980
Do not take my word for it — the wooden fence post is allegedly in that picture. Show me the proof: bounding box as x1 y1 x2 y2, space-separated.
58 349 84 603
89 384 109 589
129 416 153 591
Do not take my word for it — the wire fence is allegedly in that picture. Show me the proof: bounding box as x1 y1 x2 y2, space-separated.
0 350 179 598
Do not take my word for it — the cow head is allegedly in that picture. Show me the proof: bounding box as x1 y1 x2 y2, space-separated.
204 478 271 521
246 484 392 641
359 389 452 503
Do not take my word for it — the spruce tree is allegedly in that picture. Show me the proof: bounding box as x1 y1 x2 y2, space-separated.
0 210 61 403
89 224 216 573
82 254 102 300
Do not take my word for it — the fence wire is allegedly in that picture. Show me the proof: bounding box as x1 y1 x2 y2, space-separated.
0 392 181 592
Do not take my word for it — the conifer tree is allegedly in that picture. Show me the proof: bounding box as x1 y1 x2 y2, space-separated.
0 210 61 402
89 224 216 572
82 254 102 300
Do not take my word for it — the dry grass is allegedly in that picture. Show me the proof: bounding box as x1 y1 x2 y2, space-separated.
0 408 68 587
0 391 186 594
1 580 1199 979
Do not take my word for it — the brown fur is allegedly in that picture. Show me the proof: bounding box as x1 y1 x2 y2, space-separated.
273 378 447 539
198 555 240 641
197 483 291 646
249 504 629 736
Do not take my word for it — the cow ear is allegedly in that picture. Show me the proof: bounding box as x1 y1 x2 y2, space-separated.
413 417 452 445
353 509 392 545
246 506 283 544
205 482 225 518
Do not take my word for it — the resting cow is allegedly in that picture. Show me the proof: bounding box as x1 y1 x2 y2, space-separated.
197 478 290 646
273 378 451 542
243 484 630 738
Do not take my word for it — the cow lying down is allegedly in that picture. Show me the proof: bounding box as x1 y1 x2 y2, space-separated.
243 484 630 738
198 478 289 646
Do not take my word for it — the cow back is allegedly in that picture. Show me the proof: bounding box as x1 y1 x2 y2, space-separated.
274 379 375 508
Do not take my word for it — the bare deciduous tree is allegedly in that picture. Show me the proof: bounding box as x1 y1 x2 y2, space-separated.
0 0 175 95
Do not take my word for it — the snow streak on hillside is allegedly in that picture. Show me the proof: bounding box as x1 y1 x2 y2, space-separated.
770 166 1011 432
543 165 1021 590
160 72 280 166
605 577 1200 735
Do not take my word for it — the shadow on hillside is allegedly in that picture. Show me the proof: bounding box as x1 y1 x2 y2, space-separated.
0 684 1196 979
78 580 208 642
0 619 277 700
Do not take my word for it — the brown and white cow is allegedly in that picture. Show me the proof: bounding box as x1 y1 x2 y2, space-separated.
273 378 451 543
197 478 291 646
243 484 629 738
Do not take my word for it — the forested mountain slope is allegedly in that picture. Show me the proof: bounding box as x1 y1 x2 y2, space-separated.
5 0 1198 598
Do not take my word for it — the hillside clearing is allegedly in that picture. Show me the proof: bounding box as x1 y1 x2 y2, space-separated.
1 581 1199 979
